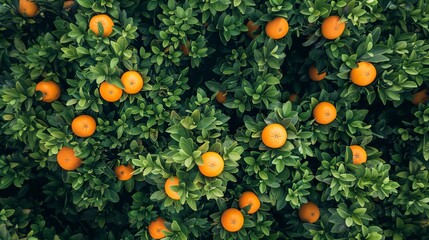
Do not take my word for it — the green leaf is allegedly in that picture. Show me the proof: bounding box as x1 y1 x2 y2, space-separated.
345 217 353 227
171 221 181 231
179 138 193 156
0 224 11 240
196 117 216 130
77 0 92 8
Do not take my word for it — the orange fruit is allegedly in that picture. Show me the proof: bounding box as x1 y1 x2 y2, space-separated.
71 115 97 138
198 152 224 177
221 208 244 232
18 0 39 18
181 40 190 56
265 17 289 39
164 176 180 200
99 81 123 102
35 81 61 103
308 65 327 81
148 217 168 239
261 123 287 149
120 71 144 94
313 102 337 125
298 201 320 223
246 20 260 39
350 62 377 86
238 191 261 214
63 0 74 10
349 145 367 164
412 89 429 105
321 16 346 40
114 165 134 181
89 14 114 37
57 146 82 171
216 91 227 104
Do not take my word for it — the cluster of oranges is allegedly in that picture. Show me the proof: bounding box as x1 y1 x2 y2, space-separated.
253 14 370 228
23 2 428 236
99 70 144 102
54 12 372 236
34 12 140 179
147 191 262 238
18 0 75 17
217 15 380 108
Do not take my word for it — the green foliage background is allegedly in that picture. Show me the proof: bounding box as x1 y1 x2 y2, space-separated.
1 0 429 239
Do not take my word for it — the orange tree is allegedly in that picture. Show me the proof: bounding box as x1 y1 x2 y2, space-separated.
1 0 429 239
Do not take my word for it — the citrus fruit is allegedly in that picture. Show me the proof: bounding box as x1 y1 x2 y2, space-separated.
114 165 134 181
261 123 287 149
350 145 367 164
216 91 227 104
63 0 74 10
99 81 123 102
148 217 168 239
238 191 261 214
35 80 61 103
350 62 377 86
164 176 180 200
412 89 429 105
89 14 114 37
18 0 39 18
71 115 96 138
57 146 82 171
221 208 244 232
313 102 337 125
298 201 320 223
308 65 327 81
198 152 224 177
246 20 259 39
321 16 346 40
120 71 144 94
265 17 289 39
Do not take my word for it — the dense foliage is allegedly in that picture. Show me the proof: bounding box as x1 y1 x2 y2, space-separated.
1 0 429 239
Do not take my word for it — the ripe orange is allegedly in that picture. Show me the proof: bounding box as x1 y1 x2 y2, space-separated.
349 145 367 164
313 102 337 125
238 191 261 214
120 71 144 94
198 152 224 177
216 91 227 104
71 115 97 138
321 16 346 40
35 80 61 103
99 81 123 102
63 0 74 10
89 14 114 37
261 123 287 149
350 62 377 86
298 201 320 223
18 0 39 18
114 165 134 181
221 208 244 232
148 217 168 239
57 146 82 171
412 89 429 105
246 20 259 39
164 176 180 200
265 17 289 39
308 65 326 81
